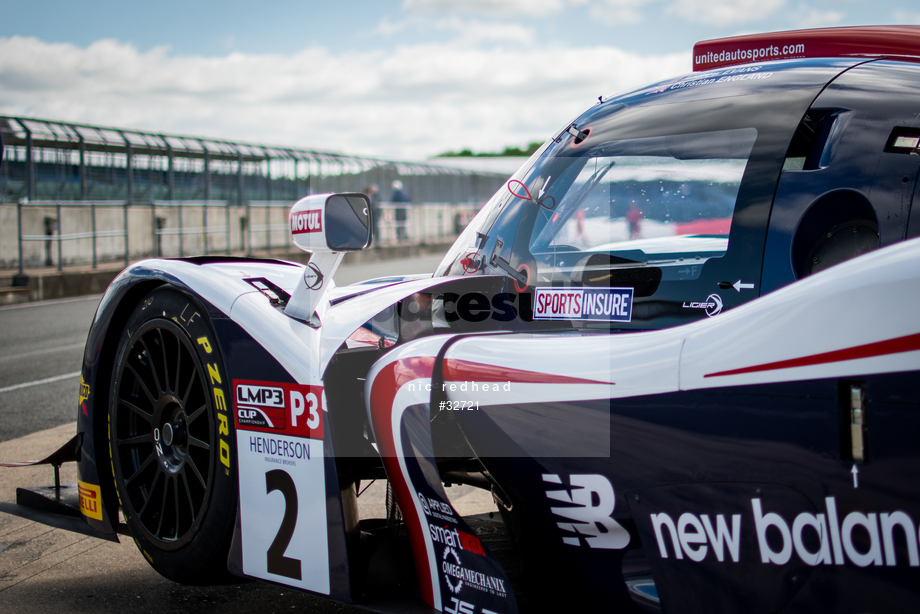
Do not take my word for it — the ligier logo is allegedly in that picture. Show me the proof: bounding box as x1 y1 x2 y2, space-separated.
543 474 631 549
534 287 633 322
682 293 723 317
291 210 322 235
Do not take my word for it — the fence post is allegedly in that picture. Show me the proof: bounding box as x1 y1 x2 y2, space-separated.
16 199 24 278
124 201 129 267
246 201 252 256
17 120 35 201
79 136 87 201
151 203 157 258
56 202 63 272
203 146 212 256
179 201 184 257
167 142 175 200
124 136 133 268
225 201 231 256
203 201 209 256
91 201 97 269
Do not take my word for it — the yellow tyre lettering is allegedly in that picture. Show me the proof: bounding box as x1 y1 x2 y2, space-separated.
207 363 221 385
214 387 226 412
220 440 231 468
202 353 231 471
197 336 212 354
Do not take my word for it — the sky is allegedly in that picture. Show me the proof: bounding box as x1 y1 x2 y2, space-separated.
1 0 917 159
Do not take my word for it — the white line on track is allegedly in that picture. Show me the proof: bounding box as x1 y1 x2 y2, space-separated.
0 294 103 312
0 371 81 394
0 342 86 363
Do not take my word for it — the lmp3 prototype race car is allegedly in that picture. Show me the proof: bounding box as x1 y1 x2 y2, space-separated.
4 25 920 614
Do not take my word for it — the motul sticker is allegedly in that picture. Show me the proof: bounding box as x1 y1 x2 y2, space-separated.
233 380 323 439
534 287 633 322
290 210 322 235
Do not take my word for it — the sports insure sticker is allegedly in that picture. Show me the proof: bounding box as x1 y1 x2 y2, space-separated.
234 380 329 595
533 287 633 322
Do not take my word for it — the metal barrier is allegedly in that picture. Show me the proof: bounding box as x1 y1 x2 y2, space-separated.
151 200 230 258
18 200 128 273
375 202 479 246
246 201 294 256
3 199 482 273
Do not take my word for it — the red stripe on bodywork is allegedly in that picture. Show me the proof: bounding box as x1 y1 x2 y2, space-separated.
368 356 436 607
705 331 920 378
443 358 610 385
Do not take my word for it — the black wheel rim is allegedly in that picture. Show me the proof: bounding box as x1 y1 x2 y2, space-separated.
112 319 214 550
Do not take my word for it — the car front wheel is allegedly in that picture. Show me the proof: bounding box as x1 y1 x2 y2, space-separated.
109 287 236 584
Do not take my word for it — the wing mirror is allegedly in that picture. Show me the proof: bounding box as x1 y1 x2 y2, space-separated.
290 192 371 253
285 193 373 323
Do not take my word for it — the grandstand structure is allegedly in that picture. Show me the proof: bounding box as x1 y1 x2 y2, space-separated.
0 117 508 272
0 116 504 205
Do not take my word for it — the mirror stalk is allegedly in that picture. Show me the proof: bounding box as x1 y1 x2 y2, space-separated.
284 251 343 324
282 192 372 324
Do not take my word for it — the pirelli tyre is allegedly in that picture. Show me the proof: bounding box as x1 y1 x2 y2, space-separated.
109 287 236 584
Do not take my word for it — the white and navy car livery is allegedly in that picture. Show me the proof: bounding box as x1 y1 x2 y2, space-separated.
3 26 920 614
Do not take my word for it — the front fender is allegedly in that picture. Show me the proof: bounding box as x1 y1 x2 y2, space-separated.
76 257 307 538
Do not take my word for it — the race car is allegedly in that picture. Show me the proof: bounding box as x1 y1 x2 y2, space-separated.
3 25 920 614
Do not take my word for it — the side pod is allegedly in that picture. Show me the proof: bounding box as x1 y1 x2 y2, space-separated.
366 336 519 614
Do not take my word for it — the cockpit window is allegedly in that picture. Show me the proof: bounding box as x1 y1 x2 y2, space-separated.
527 129 756 284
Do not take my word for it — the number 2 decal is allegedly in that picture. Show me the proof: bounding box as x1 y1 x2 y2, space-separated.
236 401 329 594
266 469 301 580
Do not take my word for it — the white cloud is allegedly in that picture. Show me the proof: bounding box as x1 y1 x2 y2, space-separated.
376 15 534 46
374 17 407 36
892 10 920 24
435 17 535 45
792 6 845 28
589 0 657 25
0 35 686 158
402 0 570 17
667 0 787 27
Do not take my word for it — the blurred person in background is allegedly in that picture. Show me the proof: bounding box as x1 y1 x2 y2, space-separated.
627 201 643 240
390 179 410 242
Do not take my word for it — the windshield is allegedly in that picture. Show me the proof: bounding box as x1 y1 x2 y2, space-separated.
437 128 756 286
430 67 837 329
528 130 755 284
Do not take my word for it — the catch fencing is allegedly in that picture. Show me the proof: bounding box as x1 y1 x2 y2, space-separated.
0 199 480 272
0 116 507 273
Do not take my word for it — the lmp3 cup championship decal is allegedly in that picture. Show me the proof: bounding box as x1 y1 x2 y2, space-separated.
233 380 323 437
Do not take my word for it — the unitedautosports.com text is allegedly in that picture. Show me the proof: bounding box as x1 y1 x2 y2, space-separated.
695 42 806 67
